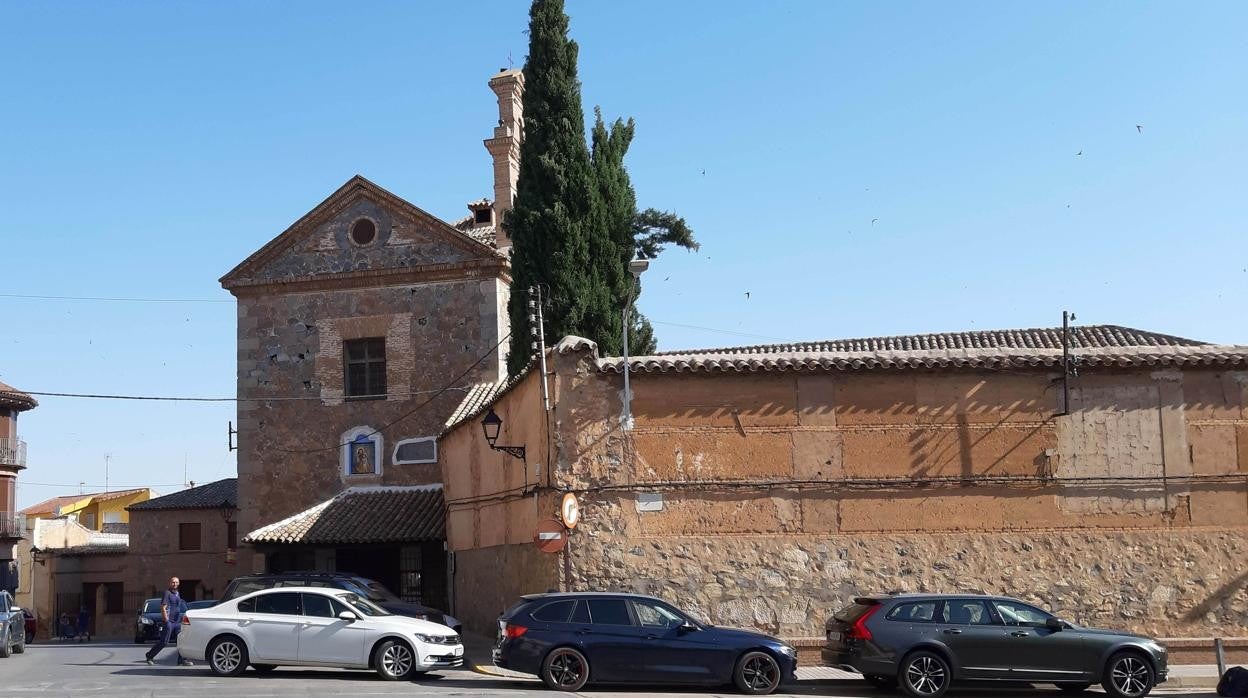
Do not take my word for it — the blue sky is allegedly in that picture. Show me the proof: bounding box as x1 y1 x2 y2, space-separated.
1 1 1245 508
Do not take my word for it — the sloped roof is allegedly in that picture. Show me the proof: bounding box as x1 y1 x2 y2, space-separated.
20 488 150 516
652 325 1206 356
220 175 502 288
0 380 36 411
244 485 444 546
128 478 236 512
591 325 1248 374
441 365 532 436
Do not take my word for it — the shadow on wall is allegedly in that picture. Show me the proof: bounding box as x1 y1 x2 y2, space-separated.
1185 568 1248 622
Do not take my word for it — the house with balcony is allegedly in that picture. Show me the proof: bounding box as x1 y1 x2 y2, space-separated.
1 380 37 593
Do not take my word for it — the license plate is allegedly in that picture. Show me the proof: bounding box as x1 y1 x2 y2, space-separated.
827 631 842 642
454 646 464 657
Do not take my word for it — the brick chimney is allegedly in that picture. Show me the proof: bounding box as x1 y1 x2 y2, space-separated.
484 68 524 250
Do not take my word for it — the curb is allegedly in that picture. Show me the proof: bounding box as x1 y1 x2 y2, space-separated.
470 663 536 681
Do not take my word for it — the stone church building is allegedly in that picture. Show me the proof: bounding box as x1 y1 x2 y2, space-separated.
221 69 523 610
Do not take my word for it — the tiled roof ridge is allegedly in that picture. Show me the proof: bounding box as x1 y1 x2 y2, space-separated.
127 478 236 511
342 483 443 494
20 487 150 515
650 325 1207 357
244 498 336 543
599 343 1248 375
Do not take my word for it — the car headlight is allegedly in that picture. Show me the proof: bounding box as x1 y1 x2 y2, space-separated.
414 633 444 643
779 645 797 657
140 617 154 625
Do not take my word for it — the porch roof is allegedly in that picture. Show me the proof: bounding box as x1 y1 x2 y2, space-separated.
244 485 445 546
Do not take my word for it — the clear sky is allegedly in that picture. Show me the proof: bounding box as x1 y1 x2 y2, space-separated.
1 1 1245 508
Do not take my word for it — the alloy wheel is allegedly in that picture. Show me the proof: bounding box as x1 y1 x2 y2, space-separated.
1110 656 1151 696
381 643 413 678
905 655 947 695
548 650 584 688
741 655 780 692
212 640 242 673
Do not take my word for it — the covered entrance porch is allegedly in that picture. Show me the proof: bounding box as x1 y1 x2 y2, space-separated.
244 485 448 610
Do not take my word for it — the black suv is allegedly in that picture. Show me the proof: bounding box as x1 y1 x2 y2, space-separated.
824 593 1167 698
220 572 460 633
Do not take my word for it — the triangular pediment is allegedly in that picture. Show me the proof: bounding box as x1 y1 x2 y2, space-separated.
221 175 500 289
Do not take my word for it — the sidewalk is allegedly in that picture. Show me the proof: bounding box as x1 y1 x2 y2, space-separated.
463 633 1228 689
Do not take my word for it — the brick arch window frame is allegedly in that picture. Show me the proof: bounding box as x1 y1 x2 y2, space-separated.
341 426 383 477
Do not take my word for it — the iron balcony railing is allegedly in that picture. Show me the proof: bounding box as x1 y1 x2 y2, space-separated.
0 437 26 468
0 512 26 539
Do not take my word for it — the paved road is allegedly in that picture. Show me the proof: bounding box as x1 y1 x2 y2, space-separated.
0 642 1215 698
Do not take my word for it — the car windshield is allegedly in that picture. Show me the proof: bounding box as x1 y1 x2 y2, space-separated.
353 578 400 603
142 600 161 614
338 592 391 617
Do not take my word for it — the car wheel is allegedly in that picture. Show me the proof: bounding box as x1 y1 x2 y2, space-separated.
899 650 951 698
1102 652 1154 698
0 629 10 659
207 635 249 677
13 632 24 654
866 673 898 690
252 663 277 674
1057 683 1092 693
541 647 590 691
734 651 782 695
374 639 416 681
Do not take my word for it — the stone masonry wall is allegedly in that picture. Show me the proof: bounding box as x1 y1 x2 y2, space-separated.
567 520 1248 639
235 277 503 558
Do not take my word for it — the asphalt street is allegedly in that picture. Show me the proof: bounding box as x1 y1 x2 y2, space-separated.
0 642 1215 698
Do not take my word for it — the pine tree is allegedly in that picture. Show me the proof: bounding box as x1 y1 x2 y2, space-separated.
505 0 600 376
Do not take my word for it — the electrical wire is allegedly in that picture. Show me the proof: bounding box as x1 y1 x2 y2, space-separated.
0 293 231 303
17 387 470 402
273 331 511 454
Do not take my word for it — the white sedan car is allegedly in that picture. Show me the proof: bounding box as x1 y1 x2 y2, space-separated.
177 586 463 680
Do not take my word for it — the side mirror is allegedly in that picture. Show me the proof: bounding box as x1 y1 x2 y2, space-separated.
10 607 20 613
1045 617 1063 631
338 611 358 622
678 621 698 634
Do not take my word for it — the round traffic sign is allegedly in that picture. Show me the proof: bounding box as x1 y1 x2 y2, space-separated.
560 493 580 529
533 518 568 553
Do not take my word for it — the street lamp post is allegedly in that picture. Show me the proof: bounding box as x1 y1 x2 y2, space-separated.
621 258 649 431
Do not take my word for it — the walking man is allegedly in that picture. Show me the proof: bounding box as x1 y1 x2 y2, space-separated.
144 576 191 666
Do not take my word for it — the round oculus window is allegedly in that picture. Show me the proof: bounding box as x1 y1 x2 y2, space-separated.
350 218 377 245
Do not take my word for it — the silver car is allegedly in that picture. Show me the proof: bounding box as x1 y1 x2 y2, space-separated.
0 590 26 658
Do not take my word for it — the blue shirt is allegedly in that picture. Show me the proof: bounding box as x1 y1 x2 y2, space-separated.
162 589 186 622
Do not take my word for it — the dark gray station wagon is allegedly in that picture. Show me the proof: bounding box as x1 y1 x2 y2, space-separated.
823 594 1167 698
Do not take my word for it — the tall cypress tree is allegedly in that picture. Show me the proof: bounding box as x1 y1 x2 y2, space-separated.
505 0 599 376
586 107 636 356
590 109 699 356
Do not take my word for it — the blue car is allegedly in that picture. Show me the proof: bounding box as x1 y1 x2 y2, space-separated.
492 592 796 694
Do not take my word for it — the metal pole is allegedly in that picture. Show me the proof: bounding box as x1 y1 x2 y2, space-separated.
535 285 550 412
1061 310 1071 416
1216 637 1226 677
621 287 634 431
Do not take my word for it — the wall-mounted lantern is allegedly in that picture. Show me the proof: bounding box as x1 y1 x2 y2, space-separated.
481 408 526 461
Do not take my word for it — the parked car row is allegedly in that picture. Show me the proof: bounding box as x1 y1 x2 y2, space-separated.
494 590 1166 698
150 575 1164 698
0 590 28 658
